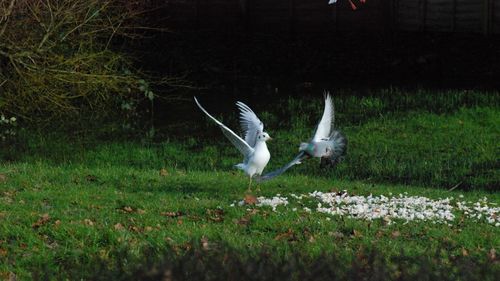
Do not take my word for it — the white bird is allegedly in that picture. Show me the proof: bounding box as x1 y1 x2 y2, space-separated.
194 97 272 191
258 92 346 182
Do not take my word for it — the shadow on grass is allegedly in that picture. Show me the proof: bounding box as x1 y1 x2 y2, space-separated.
32 242 499 281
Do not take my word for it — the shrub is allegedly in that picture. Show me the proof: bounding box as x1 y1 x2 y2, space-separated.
0 0 160 126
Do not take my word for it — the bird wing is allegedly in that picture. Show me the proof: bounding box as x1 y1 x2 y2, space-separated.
194 97 254 157
236 101 264 148
256 151 309 182
312 91 335 142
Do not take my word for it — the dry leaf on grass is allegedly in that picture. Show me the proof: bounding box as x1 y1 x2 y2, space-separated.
114 223 125 231
201 237 209 250
159 168 169 176
351 230 363 238
161 211 183 218
32 213 50 229
462 248 469 256
275 229 298 242
83 219 94 226
0 174 7 183
244 194 258 205
234 217 250 226
207 208 224 222
391 231 401 238
488 248 496 261
85 175 98 182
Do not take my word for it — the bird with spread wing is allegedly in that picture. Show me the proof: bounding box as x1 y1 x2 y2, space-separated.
257 92 346 182
194 97 272 191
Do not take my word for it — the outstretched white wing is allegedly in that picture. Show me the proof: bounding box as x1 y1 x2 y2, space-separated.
312 92 335 142
194 97 254 157
236 101 264 148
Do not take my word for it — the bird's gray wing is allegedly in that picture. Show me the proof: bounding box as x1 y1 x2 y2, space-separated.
235 101 264 148
312 91 335 142
194 97 254 157
320 130 347 168
256 151 309 182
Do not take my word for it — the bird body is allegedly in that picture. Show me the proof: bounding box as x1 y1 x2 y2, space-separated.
194 97 271 190
236 140 271 177
258 92 346 182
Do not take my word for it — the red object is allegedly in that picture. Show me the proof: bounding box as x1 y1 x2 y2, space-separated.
348 0 357 10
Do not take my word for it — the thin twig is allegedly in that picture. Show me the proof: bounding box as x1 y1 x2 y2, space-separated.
448 182 462 191
0 0 17 38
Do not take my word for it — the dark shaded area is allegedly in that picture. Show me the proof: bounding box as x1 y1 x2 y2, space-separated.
144 31 500 91
130 26 500 126
32 242 499 281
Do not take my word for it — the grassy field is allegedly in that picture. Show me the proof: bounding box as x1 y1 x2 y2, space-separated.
0 89 499 279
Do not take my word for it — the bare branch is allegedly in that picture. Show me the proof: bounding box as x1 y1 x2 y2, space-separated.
0 0 17 38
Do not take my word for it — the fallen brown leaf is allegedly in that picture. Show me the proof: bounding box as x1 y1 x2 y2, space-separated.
391 231 401 238
308 235 316 243
2 191 14 197
201 237 209 250
234 217 250 226
83 219 94 226
161 211 183 218
32 213 50 229
462 248 469 256
247 209 259 215
244 194 258 205
207 208 224 222
129 226 140 232
329 231 345 239
137 209 146 214
352 230 363 238
85 175 98 182
275 229 297 242
114 223 125 230
145 226 153 232
0 174 7 183
159 168 169 177
488 248 496 261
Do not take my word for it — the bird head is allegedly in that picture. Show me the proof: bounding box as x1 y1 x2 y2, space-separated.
257 132 272 142
299 142 314 153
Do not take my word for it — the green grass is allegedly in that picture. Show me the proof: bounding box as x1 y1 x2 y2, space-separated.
0 89 499 279
0 162 499 279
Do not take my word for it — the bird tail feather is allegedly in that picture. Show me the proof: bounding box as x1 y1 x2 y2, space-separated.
321 130 347 168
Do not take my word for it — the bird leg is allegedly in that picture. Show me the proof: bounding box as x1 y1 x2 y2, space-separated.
246 176 252 193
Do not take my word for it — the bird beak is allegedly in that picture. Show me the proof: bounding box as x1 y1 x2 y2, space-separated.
268 137 273 141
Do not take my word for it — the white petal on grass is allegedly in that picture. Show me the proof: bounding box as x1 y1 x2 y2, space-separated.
236 191 499 226
256 196 288 211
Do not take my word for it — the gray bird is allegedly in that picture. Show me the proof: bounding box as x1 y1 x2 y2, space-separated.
257 92 346 182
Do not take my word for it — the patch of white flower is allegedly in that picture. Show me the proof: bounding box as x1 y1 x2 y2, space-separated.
456 197 500 227
256 195 288 211
310 191 455 224
239 191 499 226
